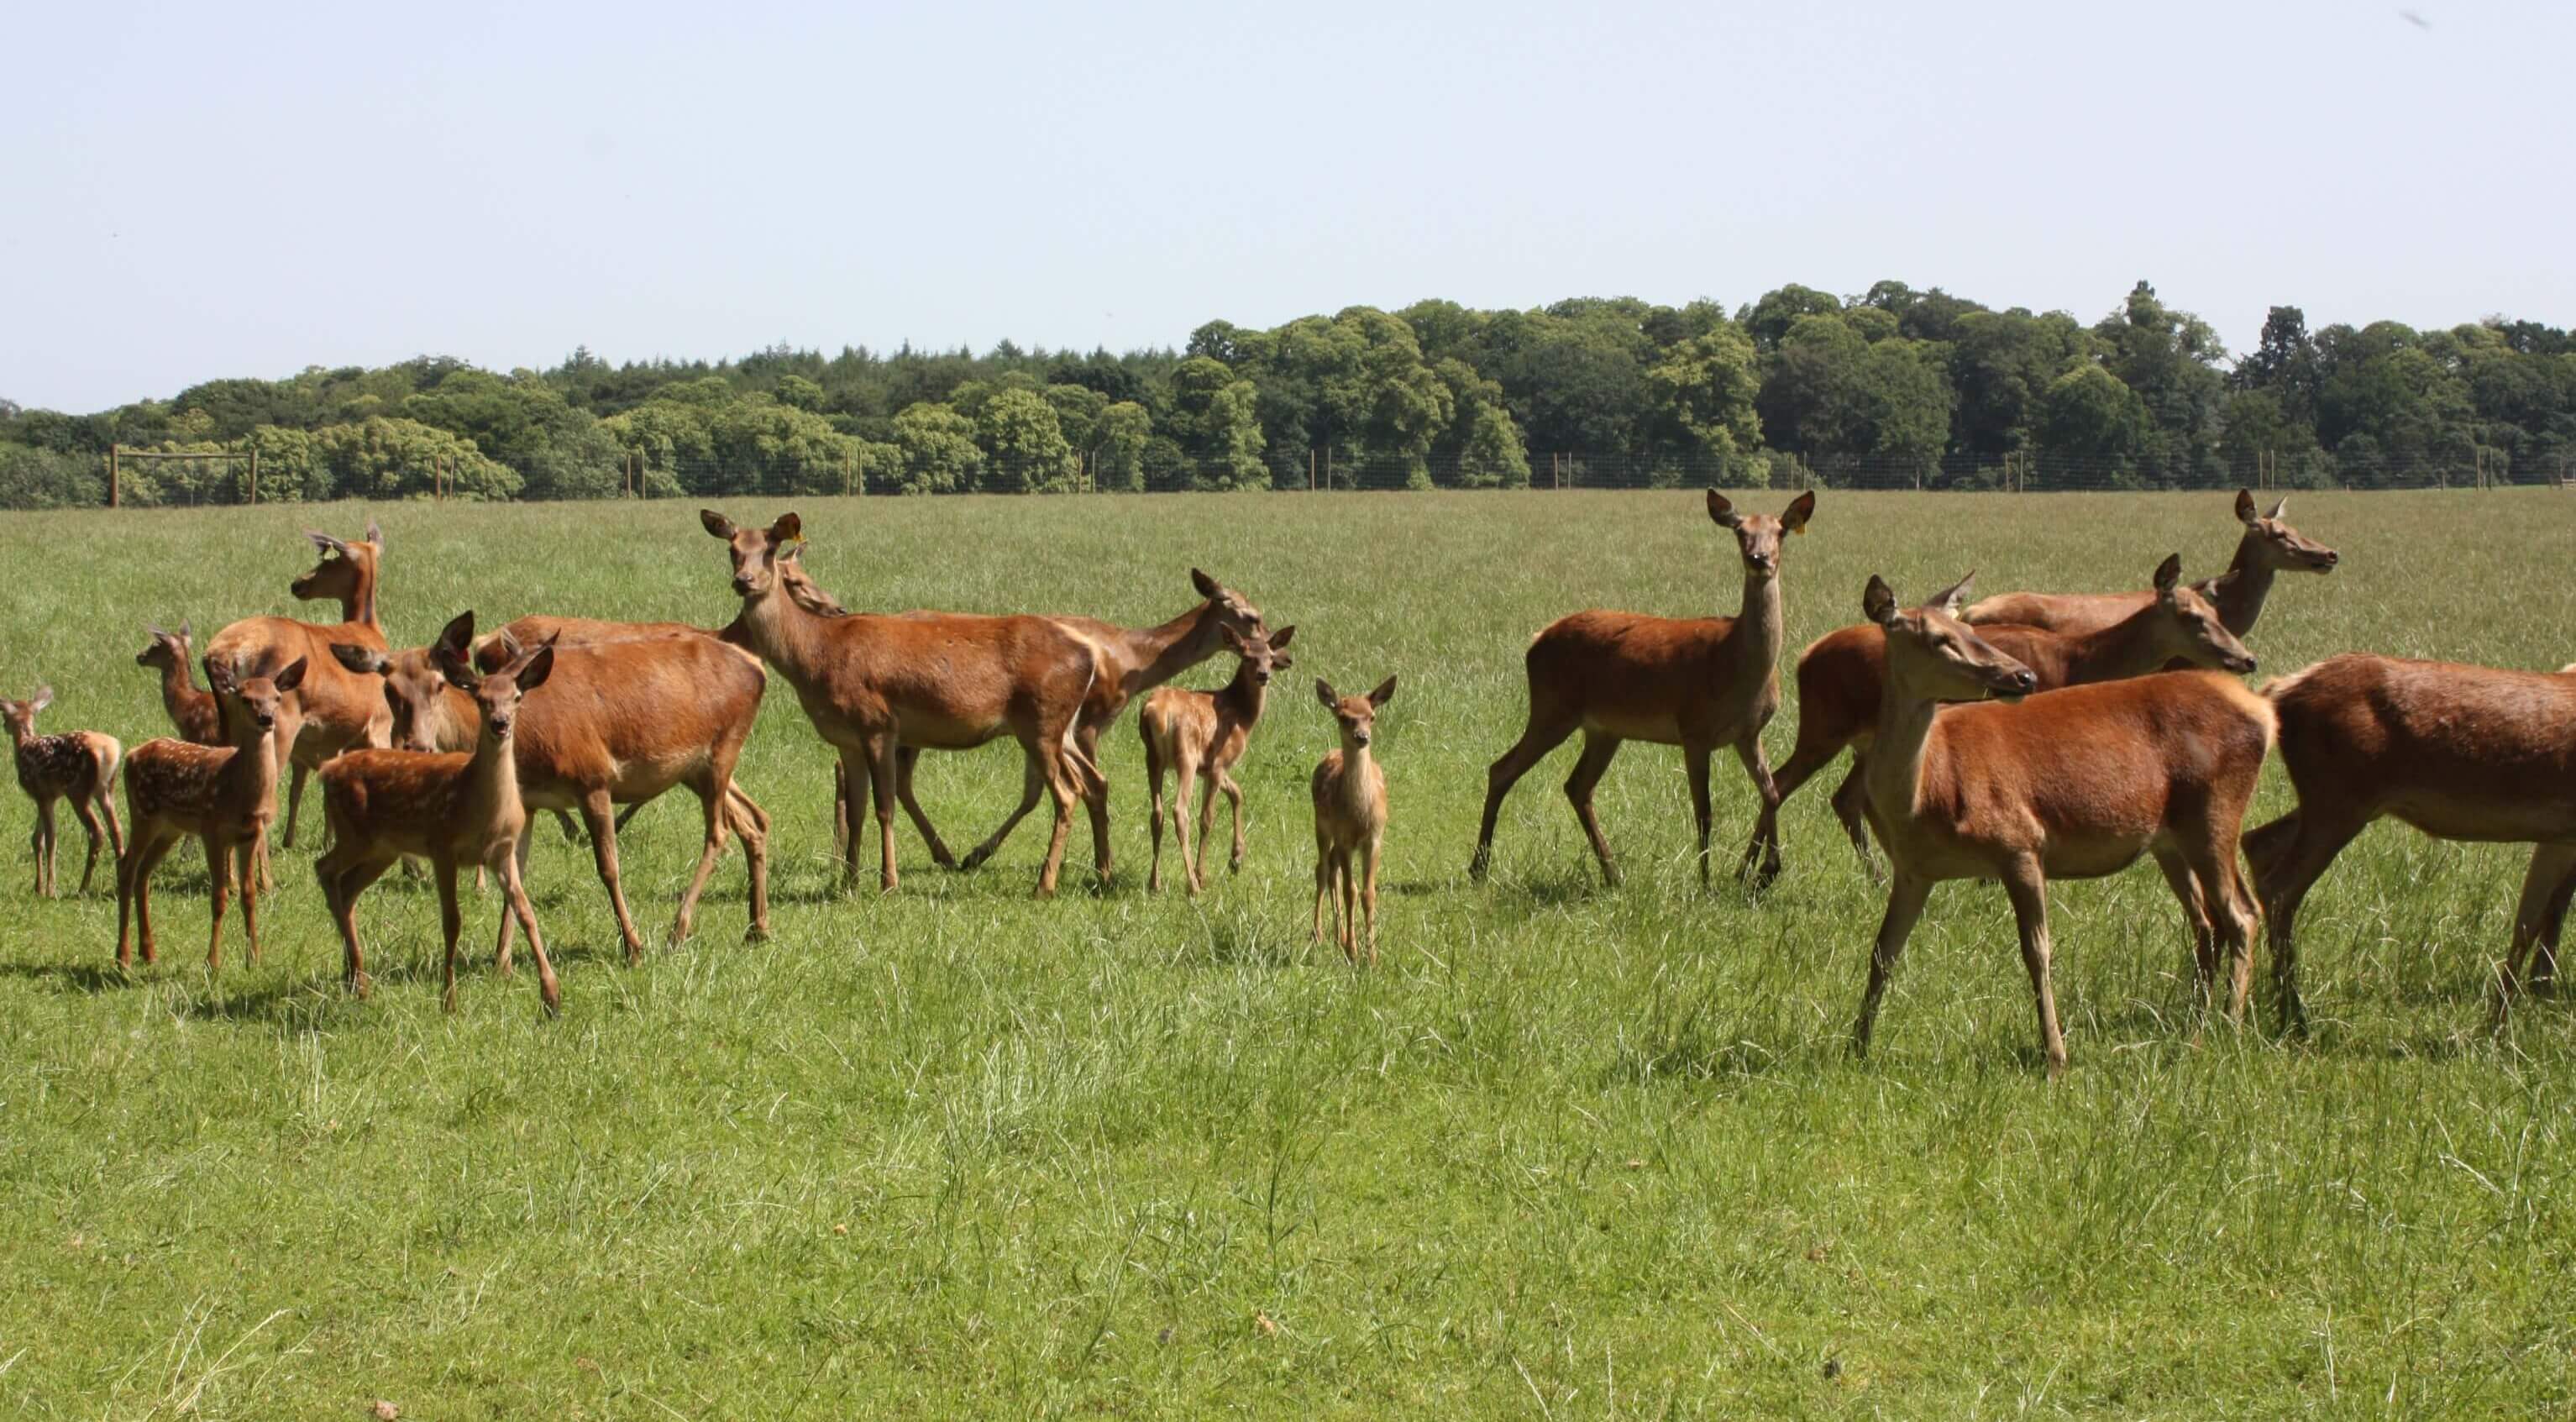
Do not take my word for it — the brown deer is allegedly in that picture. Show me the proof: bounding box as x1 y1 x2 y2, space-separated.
1139 624 1296 894
831 569 1267 881
1965 490 2337 639
313 616 561 1012
1313 676 1396 963
336 627 774 958
4 688 124 899
701 509 1101 896
1768 554 2259 883
207 524 396 848
1848 574 2275 1076
113 656 306 969
2242 656 2576 1031
1472 489 1816 889
136 622 222 745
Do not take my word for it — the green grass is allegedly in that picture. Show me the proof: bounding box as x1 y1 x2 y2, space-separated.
2 488 2572 1418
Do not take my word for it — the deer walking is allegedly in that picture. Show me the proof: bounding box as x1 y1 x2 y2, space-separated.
5 688 124 899
2242 655 2576 1030
1313 675 1395 963
1140 625 1295 894
207 524 396 848
1472 490 1815 889
702 510 1100 896
113 656 305 969
1771 555 2259 883
314 616 560 1012
1965 490 2337 639
1848 574 2275 1076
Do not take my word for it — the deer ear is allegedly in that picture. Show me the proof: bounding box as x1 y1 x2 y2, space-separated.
178 617 192 641
1190 568 1220 599
1706 489 1740 528
1368 675 1398 709
330 644 387 676
29 685 53 714
2268 496 2289 520
1931 571 1977 617
1267 624 1295 650
1864 575 1898 626
306 529 345 554
2154 554 2184 596
514 644 558 694
2235 489 2259 525
273 657 309 693
700 509 737 539
365 520 382 548
1781 490 1816 534
1219 623 1250 653
437 611 476 654
769 512 802 544
1314 679 1338 710
203 656 233 695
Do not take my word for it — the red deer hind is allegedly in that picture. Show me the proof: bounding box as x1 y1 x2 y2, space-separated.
1472 490 1815 889
207 524 395 848
1965 490 2337 639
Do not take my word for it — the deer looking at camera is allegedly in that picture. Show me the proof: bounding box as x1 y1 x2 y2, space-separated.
2243 655 2576 1031
1847 574 2275 1076
1472 490 1815 890
113 656 306 970
4 688 123 899
702 510 1100 896
207 524 396 848
1965 490 2338 640
315 615 560 1012
1313 675 1395 963
1139 624 1295 894
1770 554 2259 883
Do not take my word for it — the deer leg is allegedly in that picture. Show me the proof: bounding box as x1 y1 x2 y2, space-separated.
1145 740 1168 894
319 851 392 997
97 785 126 892
575 789 646 964
34 797 57 899
435 855 465 1012
892 745 963 870
1360 835 1381 965
2531 850 2576 995
1169 750 1201 896
1031 736 1080 900
129 832 178 967
831 758 850 866
1192 765 1222 895
1312 834 1333 946
553 809 583 842
1472 706 1578 882
235 839 263 965
2001 859 2070 1078
867 737 903 894
1336 847 1359 961
115 829 172 969
202 836 232 973
2150 844 2219 1012
2496 842 2576 1023
1221 770 1247 874
962 754 1046 874
1758 723 1848 888
1564 732 1624 888
1828 758 1886 885
270 705 307 848
1682 742 1716 889
1078 721 1113 884
2246 807 2365 1037
1731 731 1783 890
282 762 312 851
835 748 870 890
725 784 772 942
670 779 731 952
70 794 108 897
1851 873 1933 1063
500 848 559 1015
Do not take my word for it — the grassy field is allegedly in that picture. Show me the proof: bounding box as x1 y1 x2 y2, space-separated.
1 488 2571 1418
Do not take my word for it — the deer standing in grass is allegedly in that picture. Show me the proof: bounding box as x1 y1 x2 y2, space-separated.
5 688 123 899
1313 675 1395 963
1848 574 2275 1076
138 620 276 891
315 615 560 1011
1140 624 1295 894
1472 490 1815 889
207 524 396 848
337 627 774 957
2242 656 2576 1031
1965 490 2337 639
1771 555 2259 883
113 657 305 969
702 510 1101 896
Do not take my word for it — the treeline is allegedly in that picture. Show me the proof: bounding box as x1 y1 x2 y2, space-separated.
3 281 2572 507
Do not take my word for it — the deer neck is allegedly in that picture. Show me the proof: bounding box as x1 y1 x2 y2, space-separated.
1865 672 1945 824
1730 571 1786 670
2206 532 2275 636
732 586 832 692
2063 603 2172 682
1123 602 1225 693
1215 667 1267 728
158 661 206 723
228 716 284 813
466 726 526 831
1336 742 1377 805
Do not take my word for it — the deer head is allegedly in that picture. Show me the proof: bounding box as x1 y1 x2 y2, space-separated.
0 686 55 745
1314 674 1397 751
1220 623 1295 688
1865 573 2038 705
702 509 802 600
290 522 384 604
1192 568 1267 639
2233 490 2338 573
1708 490 1817 580
2144 554 2259 674
203 655 308 742
423 612 554 745
136 619 196 674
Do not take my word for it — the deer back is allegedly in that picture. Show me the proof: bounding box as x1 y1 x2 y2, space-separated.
2268 654 2576 842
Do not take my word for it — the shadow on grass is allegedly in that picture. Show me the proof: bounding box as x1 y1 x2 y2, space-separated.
0 958 130 994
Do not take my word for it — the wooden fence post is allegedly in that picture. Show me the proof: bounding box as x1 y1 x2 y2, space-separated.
108 443 119 508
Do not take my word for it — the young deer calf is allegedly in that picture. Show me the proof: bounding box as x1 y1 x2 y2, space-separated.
1139 625 1295 894
115 657 306 969
314 615 561 1013
5 688 124 899
136 622 223 745
1312 676 1396 963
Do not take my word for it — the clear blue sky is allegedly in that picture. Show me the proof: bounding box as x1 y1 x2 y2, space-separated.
3 1 2564 413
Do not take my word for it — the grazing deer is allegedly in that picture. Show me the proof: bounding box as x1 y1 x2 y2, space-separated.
338 627 774 958
314 616 561 1012
701 509 1100 896
1313 676 1395 963
4 688 123 899
207 524 396 848
1965 490 2337 639
1847 574 2275 1076
113 656 305 969
1472 490 1816 889
1139 624 1296 894
136 622 222 745
2242 655 2576 1030
1770 554 2259 882
834 568 1267 882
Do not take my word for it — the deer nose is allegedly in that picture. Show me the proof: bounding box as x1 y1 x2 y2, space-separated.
2008 669 2038 694
732 575 755 596
2319 551 2339 567
2231 653 2259 674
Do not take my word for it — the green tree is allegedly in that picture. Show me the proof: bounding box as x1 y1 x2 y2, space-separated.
2038 365 2153 482
978 387 1078 493
1647 325 1763 465
890 402 985 494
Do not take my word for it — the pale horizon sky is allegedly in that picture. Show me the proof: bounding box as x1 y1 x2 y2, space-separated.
4 0 2566 414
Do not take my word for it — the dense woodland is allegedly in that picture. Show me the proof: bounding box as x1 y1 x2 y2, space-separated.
4 280 2571 506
